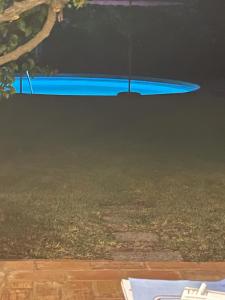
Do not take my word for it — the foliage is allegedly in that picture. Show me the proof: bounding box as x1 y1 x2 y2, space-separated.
0 0 87 98
71 0 87 8
0 64 17 98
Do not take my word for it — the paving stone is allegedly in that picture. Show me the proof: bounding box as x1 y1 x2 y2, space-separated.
112 250 183 261
62 281 94 299
102 215 122 223
179 270 225 281
94 298 123 300
62 289 93 300
102 215 129 232
92 280 123 298
123 270 182 280
67 270 126 281
114 232 159 244
6 280 33 289
8 271 67 283
146 262 225 271
1 288 33 300
0 271 5 284
0 260 223 300
34 282 62 299
0 262 6 271
90 261 147 270
35 260 91 271
3 261 35 271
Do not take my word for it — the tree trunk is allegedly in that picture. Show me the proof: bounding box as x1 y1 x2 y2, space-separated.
0 0 50 23
0 6 57 66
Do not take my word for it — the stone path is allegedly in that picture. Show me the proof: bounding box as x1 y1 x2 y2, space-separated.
112 231 182 261
103 212 183 261
0 260 224 299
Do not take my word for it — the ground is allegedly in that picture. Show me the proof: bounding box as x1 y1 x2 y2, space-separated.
0 90 225 261
0 261 225 299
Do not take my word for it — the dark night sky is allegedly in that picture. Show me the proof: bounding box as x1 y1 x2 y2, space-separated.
40 0 225 82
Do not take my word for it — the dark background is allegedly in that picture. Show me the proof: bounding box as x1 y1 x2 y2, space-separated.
40 0 225 84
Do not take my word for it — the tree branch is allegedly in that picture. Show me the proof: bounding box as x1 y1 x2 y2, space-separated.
0 0 51 23
0 6 57 66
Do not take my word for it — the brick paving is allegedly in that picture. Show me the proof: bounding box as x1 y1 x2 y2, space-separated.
0 260 224 299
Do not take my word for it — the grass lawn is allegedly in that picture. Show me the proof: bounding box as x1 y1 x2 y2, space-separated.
0 92 224 261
